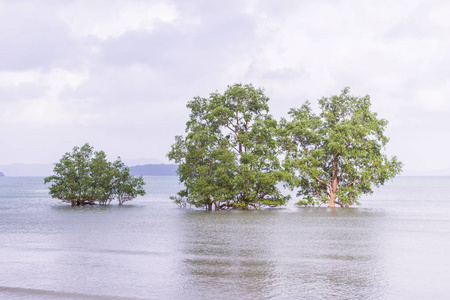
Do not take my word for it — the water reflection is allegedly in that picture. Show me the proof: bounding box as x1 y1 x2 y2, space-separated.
179 211 277 299
179 208 387 299
9 198 185 300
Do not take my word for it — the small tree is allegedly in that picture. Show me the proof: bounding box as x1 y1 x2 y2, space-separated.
44 143 146 206
281 87 402 207
111 159 146 205
168 83 289 210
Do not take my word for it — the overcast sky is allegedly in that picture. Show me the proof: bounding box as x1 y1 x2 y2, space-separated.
0 0 449 173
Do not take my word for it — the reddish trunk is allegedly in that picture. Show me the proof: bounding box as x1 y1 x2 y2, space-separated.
329 190 337 207
329 154 339 208
328 176 338 208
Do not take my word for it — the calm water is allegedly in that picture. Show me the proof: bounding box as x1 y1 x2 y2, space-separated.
0 176 449 299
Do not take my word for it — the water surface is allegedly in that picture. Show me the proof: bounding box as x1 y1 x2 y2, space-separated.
0 176 449 299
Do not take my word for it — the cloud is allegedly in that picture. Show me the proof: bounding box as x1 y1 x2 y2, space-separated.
58 0 179 40
0 0 449 172
0 2 76 70
0 68 89 125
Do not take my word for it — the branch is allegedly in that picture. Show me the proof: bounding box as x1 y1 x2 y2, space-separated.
344 178 359 188
335 201 344 208
315 177 331 190
226 124 237 136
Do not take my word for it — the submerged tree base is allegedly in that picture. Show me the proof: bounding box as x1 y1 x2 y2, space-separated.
71 200 97 206
172 195 285 211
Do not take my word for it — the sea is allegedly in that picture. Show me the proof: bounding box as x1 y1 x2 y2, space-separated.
0 176 449 299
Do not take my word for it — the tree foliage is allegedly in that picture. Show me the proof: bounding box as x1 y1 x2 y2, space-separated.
281 87 402 207
168 83 290 210
44 143 146 206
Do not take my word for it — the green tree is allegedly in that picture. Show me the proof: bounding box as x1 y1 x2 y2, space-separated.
281 87 402 207
111 159 147 205
44 143 146 206
89 149 115 205
168 83 290 210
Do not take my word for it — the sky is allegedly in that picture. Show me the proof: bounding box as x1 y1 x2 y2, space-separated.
0 0 449 173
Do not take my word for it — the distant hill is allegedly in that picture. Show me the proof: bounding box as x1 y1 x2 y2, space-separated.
0 163 54 177
122 158 165 166
0 163 178 177
129 164 178 176
2 162 449 177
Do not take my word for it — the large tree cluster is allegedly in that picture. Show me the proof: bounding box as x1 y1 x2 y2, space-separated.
169 84 402 209
281 87 402 207
168 84 290 210
45 143 146 206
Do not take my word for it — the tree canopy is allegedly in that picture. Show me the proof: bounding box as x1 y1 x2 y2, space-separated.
281 87 403 207
44 143 146 206
168 83 290 210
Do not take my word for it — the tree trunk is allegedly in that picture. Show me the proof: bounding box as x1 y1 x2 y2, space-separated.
329 155 339 208
206 203 212 211
329 190 337 208
328 177 338 208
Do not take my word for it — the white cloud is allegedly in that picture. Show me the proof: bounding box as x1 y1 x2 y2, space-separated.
0 0 449 171
0 68 89 125
0 70 40 86
58 1 179 40
416 87 450 112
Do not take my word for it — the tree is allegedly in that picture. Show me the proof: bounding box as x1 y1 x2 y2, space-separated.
111 159 147 205
44 143 146 206
281 87 402 207
168 83 290 210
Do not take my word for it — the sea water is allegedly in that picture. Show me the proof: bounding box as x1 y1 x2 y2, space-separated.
0 176 449 299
